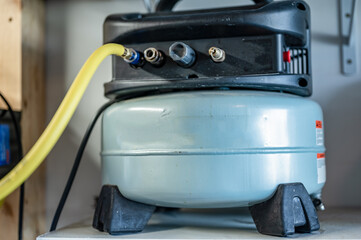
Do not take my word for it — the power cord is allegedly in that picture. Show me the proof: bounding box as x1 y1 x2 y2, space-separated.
49 90 155 232
0 109 7 118
0 93 24 240
50 99 119 231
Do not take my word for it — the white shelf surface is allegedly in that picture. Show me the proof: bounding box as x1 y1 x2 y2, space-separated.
38 208 361 239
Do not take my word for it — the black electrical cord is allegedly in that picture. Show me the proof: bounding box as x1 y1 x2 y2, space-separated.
0 109 7 119
0 93 24 240
19 184 25 240
50 89 156 231
49 99 120 232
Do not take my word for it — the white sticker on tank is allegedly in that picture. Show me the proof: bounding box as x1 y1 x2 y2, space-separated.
316 120 323 146
317 153 326 184
316 129 323 145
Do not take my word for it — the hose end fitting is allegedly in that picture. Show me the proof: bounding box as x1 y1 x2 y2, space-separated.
122 48 145 67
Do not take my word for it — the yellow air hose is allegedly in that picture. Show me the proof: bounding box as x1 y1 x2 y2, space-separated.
0 43 126 201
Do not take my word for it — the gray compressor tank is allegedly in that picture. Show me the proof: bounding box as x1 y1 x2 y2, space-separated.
101 90 326 208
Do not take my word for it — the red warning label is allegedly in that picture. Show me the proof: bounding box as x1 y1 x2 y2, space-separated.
317 153 325 159
316 120 322 129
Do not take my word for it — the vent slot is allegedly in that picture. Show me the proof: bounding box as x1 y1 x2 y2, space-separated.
284 48 308 75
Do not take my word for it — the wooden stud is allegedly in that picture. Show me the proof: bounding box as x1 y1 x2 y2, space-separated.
21 0 46 238
0 0 22 239
0 0 22 111
0 0 45 239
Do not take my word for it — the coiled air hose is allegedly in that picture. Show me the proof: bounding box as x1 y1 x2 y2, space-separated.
0 43 127 201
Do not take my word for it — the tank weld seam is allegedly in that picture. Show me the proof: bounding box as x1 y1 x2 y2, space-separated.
101 147 326 156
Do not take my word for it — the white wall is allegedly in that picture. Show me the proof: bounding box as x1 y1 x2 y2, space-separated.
46 0 361 229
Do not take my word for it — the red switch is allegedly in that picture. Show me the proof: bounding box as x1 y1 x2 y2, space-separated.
283 50 291 63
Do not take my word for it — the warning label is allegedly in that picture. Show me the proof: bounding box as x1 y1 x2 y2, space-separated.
316 120 322 129
317 153 326 184
316 120 323 146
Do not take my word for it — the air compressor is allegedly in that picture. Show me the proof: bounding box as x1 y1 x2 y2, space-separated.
0 0 326 238
92 0 326 237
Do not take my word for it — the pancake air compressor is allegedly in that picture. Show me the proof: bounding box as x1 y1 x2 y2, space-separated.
0 0 326 237
91 0 326 237
0 0 325 237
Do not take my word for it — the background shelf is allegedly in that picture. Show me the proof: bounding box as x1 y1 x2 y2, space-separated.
38 207 361 239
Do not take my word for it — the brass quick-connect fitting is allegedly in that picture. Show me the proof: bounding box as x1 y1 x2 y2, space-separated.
121 47 145 67
122 48 136 61
209 47 226 63
144 48 161 63
144 48 165 66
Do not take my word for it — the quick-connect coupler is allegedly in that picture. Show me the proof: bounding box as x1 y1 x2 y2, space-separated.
144 48 165 66
169 42 196 67
122 48 145 67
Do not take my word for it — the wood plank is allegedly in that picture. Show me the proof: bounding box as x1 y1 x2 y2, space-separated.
21 0 46 239
0 190 20 240
0 0 22 239
0 0 46 239
0 0 22 111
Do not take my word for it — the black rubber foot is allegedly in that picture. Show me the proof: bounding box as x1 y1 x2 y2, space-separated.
249 183 320 237
93 185 156 234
